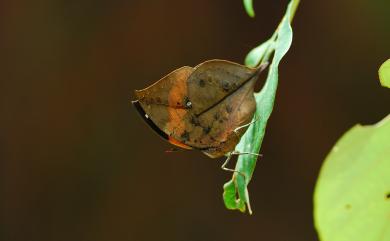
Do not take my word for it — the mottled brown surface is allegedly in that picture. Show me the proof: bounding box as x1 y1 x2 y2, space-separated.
135 60 261 157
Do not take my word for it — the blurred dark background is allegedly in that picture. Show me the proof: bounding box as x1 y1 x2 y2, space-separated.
1 0 389 240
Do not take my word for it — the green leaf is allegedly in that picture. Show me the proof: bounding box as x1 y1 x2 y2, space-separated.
379 59 390 88
314 115 390 241
243 0 255 18
223 180 246 212
223 0 298 214
244 39 273 68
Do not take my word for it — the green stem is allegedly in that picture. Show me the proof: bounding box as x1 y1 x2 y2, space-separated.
289 0 300 23
260 0 300 65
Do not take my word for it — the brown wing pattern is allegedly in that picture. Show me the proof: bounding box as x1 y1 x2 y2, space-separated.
134 60 263 157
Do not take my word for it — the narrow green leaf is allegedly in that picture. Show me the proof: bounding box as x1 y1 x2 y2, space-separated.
314 115 390 241
223 0 298 214
243 0 255 18
379 59 390 88
244 39 273 68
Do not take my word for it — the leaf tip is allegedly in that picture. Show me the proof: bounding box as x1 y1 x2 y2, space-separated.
243 0 255 18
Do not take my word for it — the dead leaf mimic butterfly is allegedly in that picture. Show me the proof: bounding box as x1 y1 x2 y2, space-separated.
132 59 267 164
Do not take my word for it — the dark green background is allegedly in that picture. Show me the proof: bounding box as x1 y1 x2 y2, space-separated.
2 0 389 240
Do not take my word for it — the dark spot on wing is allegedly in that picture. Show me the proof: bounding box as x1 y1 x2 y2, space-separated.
386 192 390 200
222 81 230 92
199 79 206 87
190 116 200 126
226 105 233 113
345 204 351 210
203 126 211 134
180 131 190 141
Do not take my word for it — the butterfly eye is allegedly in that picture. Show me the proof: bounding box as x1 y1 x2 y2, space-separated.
186 101 192 108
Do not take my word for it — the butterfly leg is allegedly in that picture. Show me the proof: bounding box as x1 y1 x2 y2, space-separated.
221 152 248 180
221 151 262 177
231 151 262 158
233 116 259 136
221 153 236 173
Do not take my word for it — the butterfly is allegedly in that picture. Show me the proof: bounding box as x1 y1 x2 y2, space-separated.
132 59 267 163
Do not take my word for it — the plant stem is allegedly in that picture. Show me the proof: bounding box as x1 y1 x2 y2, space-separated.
260 0 300 65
